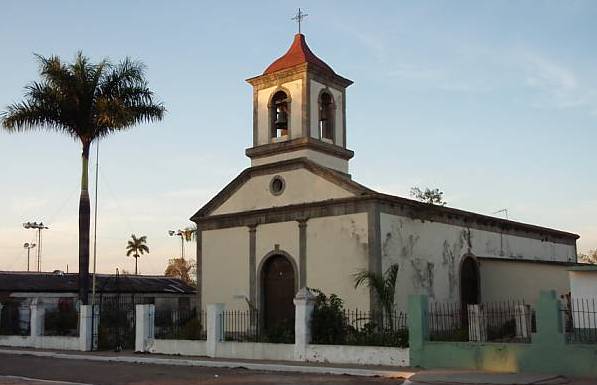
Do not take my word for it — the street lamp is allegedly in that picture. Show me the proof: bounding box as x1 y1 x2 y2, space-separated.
168 230 185 260
23 221 49 272
23 242 36 272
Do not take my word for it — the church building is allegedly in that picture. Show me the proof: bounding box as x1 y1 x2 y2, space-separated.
191 33 579 327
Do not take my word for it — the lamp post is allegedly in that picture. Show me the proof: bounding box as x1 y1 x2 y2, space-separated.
23 242 36 272
23 222 49 272
168 230 185 260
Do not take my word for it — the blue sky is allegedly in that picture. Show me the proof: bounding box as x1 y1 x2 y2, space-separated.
0 1 595 274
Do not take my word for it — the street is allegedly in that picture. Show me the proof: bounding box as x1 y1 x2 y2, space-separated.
0 354 402 385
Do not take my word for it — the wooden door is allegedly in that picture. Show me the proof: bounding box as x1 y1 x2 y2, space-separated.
262 255 295 330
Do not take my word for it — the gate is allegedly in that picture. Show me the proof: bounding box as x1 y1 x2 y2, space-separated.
92 295 136 351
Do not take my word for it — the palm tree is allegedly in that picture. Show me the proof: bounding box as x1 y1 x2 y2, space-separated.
353 263 400 328
126 234 150 275
1 52 164 304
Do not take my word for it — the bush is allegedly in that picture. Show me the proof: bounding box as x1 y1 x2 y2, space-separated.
310 289 348 345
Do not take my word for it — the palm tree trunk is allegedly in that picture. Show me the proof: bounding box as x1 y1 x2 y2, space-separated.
135 256 138 275
78 143 91 305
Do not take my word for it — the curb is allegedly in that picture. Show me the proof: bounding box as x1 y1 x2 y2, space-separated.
0 349 414 379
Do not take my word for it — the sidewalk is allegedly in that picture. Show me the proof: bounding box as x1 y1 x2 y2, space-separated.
0 348 592 384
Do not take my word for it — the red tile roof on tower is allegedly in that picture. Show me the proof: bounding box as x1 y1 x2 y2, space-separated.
264 34 335 75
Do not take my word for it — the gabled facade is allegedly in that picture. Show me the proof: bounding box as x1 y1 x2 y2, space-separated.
191 34 579 323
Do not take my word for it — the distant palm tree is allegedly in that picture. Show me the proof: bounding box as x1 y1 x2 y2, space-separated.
1 52 164 303
126 234 149 275
353 263 400 328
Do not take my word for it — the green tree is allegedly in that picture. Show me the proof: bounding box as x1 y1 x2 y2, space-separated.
126 234 150 275
410 187 447 206
353 263 400 327
1 53 164 303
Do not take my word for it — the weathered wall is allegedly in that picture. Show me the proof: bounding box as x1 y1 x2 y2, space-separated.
569 270 597 299
306 213 370 310
250 148 349 174
0 335 79 350
212 168 354 216
306 344 409 366
149 339 207 356
215 341 295 361
479 259 570 303
380 213 576 309
309 80 344 145
256 79 303 145
202 227 249 309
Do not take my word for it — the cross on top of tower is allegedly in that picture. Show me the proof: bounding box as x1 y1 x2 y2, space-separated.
291 8 308 34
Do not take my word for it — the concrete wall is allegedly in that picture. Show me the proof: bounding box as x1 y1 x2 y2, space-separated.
306 344 408 366
309 80 344 145
306 213 370 310
0 335 79 350
202 227 250 308
250 148 349 174
216 341 295 361
569 270 597 299
480 259 570 303
380 213 576 310
212 168 354 216
149 339 207 356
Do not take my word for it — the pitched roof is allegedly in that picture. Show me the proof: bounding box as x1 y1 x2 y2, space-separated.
264 34 335 75
0 272 196 294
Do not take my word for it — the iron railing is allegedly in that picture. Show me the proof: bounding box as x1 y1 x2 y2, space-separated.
428 301 468 341
0 299 30 336
219 309 262 342
311 309 408 347
561 297 597 344
43 298 79 337
155 308 206 340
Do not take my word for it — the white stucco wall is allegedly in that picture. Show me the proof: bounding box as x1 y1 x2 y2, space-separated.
256 79 303 146
309 80 344 145
0 335 79 350
215 341 295 361
479 259 570 303
306 344 409 367
256 221 300 271
380 213 576 310
306 213 370 310
250 148 349 174
202 227 250 309
149 339 207 356
212 168 354 216
569 270 597 300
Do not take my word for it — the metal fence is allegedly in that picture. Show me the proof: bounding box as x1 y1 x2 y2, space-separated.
43 298 79 337
561 297 597 344
219 309 262 342
311 308 409 347
155 308 206 340
428 300 534 343
0 299 30 336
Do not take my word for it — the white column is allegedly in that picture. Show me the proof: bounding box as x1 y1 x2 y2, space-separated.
79 305 94 351
294 288 315 361
206 303 225 358
29 298 44 337
515 304 531 339
135 304 155 353
467 304 487 342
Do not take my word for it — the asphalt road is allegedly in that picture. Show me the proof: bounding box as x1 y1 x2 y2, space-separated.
0 354 403 385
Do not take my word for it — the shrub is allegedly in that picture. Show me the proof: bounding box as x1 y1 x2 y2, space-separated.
310 289 348 345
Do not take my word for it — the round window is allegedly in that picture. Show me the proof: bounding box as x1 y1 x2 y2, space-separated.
270 176 286 195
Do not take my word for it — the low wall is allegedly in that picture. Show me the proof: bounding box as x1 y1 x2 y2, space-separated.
0 335 79 350
149 339 207 356
306 344 409 366
216 342 295 361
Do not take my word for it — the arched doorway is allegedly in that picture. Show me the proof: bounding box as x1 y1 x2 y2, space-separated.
460 256 480 305
261 254 296 332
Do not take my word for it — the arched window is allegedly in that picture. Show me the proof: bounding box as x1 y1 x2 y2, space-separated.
319 91 334 142
270 91 289 139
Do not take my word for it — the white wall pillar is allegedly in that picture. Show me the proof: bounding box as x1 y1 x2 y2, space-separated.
135 304 155 353
294 288 315 361
79 305 96 351
515 304 531 339
467 304 487 342
29 298 44 337
206 303 224 358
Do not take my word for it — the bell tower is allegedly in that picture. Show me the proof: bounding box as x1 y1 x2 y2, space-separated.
246 34 354 174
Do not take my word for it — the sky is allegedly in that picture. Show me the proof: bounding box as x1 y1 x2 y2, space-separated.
0 1 596 275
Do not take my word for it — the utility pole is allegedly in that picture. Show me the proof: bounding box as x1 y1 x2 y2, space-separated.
23 222 49 272
23 242 36 272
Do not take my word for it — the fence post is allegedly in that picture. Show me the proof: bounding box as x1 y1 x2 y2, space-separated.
533 290 565 346
515 304 531 339
29 298 44 338
294 288 315 361
207 303 224 358
467 304 487 342
79 305 94 351
408 294 429 367
0 303 3 327
135 304 155 353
